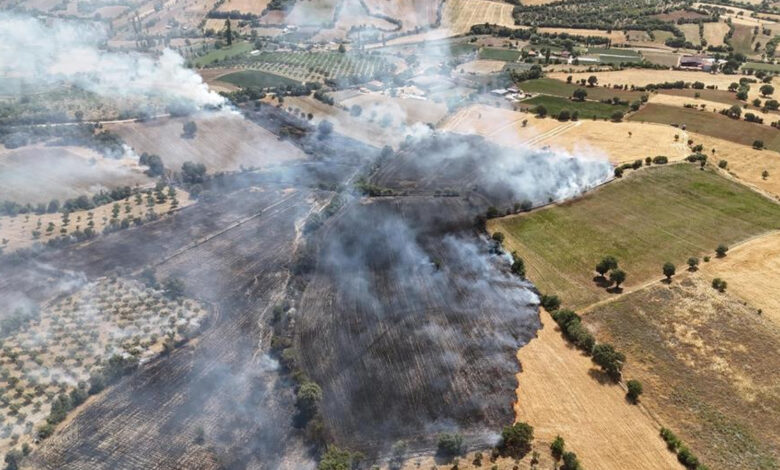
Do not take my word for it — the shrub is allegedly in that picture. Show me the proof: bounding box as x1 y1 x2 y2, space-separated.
539 294 561 312
437 432 463 458
753 140 764 150
662 262 676 281
652 155 669 164
318 446 364 470
611 111 624 122
561 451 582 470
660 427 681 451
712 278 727 292
718 159 728 169
626 379 643 403
687 257 699 270
677 446 700 468
715 244 729 257
592 343 625 381
499 422 534 458
510 251 525 278
550 435 565 459
296 381 322 421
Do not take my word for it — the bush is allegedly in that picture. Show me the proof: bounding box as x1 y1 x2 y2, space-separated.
715 244 729 257
550 435 565 460
626 379 643 403
592 343 625 381
660 427 681 451
611 111 624 122
712 278 728 292
687 257 699 270
677 446 700 468
318 446 364 470
718 159 728 169
652 155 669 164
753 140 764 150
561 451 582 470
662 262 676 280
499 422 534 458
539 294 561 312
437 432 463 458
510 251 525 277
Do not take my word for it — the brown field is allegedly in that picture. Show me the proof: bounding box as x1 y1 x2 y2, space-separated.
336 91 449 126
0 145 151 204
700 231 780 325
456 59 507 74
536 27 626 44
107 112 305 172
679 23 702 46
549 69 780 103
539 120 690 164
515 311 683 470
641 50 680 67
442 0 516 35
686 131 780 200
652 9 708 21
658 88 740 106
440 104 563 147
215 0 270 14
703 21 730 46
588 275 780 470
0 188 193 253
364 0 442 32
647 93 780 125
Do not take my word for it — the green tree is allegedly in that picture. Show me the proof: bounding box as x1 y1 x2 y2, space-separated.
437 433 463 458
609 268 626 288
572 88 587 101
592 343 625 380
587 75 598 86
760 84 774 96
561 451 582 470
318 446 363 470
163 277 185 299
535 105 548 118
224 18 232 46
550 435 565 460
626 379 643 403
662 262 675 281
499 422 534 458
511 251 525 277
687 257 699 271
296 381 322 420
715 244 729 257
182 121 197 138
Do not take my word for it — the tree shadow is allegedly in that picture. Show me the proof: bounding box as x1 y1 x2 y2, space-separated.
661 278 672 285
606 286 623 294
587 368 613 385
592 275 612 288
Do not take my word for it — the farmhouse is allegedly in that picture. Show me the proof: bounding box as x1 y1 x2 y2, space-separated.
680 55 716 71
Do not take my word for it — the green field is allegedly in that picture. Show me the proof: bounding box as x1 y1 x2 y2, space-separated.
519 78 643 102
479 47 522 61
218 70 301 89
193 41 254 67
489 164 780 308
742 61 780 72
519 95 629 120
629 103 780 151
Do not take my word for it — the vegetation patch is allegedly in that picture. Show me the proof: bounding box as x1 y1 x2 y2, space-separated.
519 78 643 102
519 95 629 120
478 47 522 62
629 103 780 152
488 164 780 308
218 70 301 89
192 41 254 67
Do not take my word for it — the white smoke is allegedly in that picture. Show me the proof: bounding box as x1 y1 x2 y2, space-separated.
0 12 225 108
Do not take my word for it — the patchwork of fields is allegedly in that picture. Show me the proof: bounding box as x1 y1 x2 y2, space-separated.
489 164 780 308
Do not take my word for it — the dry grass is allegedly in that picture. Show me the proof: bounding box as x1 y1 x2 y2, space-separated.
0 188 192 253
679 23 701 46
700 230 780 325
548 69 780 103
215 0 270 14
456 59 508 74
337 91 449 126
646 93 780 124
515 310 683 470
439 104 563 147
703 21 730 46
588 275 780 470
537 27 627 44
107 112 305 173
443 0 516 35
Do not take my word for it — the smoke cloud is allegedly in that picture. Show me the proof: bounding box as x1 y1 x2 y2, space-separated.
0 12 224 109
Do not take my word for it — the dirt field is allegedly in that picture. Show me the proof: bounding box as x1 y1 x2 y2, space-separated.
588 275 780 470
703 21 730 46
700 230 780 325
442 0 515 35
536 28 627 44
215 0 270 14
488 164 780 308
107 112 305 172
456 59 507 74
0 188 193 253
515 311 683 470
0 145 152 204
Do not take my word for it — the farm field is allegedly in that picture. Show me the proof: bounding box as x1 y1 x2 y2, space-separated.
336 91 449 127
685 131 780 199
701 230 780 325
548 69 780 102
657 88 740 106
217 70 300 88
679 23 701 46
107 112 306 172
517 95 629 120
363 0 441 33
703 21 730 46
488 164 780 308
539 120 689 163
0 146 151 204
478 47 521 62
646 94 780 126
640 50 680 67
588 276 780 470
0 187 193 253
192 42 254 68
629 104 780 152
440 104 567 147
455 59 507 74
515 311 683 470
442 0 515 35
730 23 755 56
0 276 208 454
238 51 394 84
743 61 780 72
518 78 644 102
215 0 270 14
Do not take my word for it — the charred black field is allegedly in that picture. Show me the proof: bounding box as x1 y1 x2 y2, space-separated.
0 108 611 468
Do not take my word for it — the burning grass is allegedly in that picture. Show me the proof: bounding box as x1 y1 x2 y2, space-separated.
489 164 780 308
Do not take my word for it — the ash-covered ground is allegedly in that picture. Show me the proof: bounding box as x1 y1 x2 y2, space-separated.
0 106 610 468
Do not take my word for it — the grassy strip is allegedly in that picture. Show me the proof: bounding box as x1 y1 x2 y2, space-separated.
479 47 522 62
519 78 643 101
218 70 301 89
518 94 629 120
